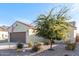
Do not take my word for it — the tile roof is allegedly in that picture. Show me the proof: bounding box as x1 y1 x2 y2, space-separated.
0 27 8 31
8 21 35 29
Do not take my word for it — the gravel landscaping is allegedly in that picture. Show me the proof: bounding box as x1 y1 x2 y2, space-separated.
35 43 79 56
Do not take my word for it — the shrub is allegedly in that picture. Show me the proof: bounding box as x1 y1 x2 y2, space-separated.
65 43 76 50
17 43 24 49
32 43 42 52
28 43 32 48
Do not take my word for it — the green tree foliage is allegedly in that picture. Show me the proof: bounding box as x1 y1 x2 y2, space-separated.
35 7 71 49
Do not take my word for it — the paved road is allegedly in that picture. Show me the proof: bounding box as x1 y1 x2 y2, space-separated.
0 49 32 56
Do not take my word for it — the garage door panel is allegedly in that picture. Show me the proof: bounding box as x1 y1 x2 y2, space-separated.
10 32 26 43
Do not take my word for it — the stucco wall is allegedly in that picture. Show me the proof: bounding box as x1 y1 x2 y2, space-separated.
28 35 48 45
28 28 76 44
8 22 28 32
0 31 8 40
29 29 35 35
8 22 29 43
68 27 76 43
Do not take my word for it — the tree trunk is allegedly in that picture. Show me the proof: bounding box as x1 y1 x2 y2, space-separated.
50 41 53 49
49 39 53 49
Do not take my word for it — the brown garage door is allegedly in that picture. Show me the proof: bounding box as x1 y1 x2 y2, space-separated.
10 32 26 43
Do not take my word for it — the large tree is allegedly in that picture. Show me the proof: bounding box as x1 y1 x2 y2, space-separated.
35 7 71 49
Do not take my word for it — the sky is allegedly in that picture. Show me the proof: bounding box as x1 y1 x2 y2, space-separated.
0 3 79 32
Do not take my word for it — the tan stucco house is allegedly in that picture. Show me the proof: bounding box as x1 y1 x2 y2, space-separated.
8 21 35 43
8 21 76 44
0 27 8 41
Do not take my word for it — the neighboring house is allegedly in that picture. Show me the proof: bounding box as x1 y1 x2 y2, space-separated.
54 21 76 43
68 21 77 43
0 27 8 40
8 21 35 43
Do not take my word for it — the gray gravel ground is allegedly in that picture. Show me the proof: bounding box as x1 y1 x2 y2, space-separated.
35 43 79 56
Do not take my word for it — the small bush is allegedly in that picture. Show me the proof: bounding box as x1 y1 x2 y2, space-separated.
17 43 24 49
65 43 76 50
32 43 42 52
28 43 32 48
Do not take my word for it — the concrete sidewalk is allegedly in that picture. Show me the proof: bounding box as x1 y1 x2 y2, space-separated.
0 43 28 49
